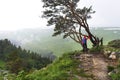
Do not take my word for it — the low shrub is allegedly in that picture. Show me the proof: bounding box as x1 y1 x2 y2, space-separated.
107 66 115 72
108 39 120 48
89 46 104 54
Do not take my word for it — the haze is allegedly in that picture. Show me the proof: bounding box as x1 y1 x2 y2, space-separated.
0 0 120 31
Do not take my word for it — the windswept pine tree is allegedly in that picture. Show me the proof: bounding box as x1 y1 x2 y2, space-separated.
42 0 103 51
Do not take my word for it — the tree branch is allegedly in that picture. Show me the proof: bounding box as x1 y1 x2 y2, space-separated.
69 35 80 43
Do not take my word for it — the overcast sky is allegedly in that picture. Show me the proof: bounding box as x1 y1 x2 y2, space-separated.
0 0 120 31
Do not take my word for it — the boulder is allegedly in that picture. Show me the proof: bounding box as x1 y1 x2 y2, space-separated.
109 52 117 59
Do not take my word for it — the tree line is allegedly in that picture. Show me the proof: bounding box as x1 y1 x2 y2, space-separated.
0 39 53 74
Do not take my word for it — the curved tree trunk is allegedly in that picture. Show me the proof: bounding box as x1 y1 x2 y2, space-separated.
85 28 98 46
83 19 100 47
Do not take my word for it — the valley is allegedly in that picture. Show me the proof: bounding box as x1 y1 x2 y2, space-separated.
0 27 120 56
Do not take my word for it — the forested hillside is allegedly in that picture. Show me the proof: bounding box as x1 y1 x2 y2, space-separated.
0 39 54 74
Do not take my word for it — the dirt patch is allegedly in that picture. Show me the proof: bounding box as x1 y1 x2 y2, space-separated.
92 54 109 80
77 53 110 80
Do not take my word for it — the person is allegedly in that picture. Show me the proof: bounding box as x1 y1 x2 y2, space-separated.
82 35 89 52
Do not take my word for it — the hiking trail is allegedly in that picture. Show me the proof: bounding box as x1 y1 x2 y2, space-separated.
92 54 109 80
77 53 110 80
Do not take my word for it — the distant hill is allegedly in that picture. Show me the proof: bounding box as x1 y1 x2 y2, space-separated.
0 27 120 56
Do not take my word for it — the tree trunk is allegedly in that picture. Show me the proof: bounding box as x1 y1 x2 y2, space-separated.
82 43 88 52
85 28 100 47
100 37 103 46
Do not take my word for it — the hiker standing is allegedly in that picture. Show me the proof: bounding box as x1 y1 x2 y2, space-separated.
82 35 89 52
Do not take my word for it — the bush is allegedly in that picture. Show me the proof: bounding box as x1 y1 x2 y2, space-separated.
89 46 104 54
110 73 120 80
108 39 120 48
109 62 120 80
107 66 114 72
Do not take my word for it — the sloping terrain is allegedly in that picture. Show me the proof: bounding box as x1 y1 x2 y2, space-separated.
24 51 115 80
1 47 120 80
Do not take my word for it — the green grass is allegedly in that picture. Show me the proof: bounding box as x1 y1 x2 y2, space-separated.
0 60 5 69
22 51 92 80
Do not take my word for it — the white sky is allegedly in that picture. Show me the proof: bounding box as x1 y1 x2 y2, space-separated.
0 0 120 31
